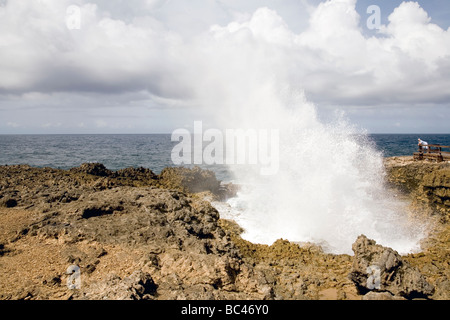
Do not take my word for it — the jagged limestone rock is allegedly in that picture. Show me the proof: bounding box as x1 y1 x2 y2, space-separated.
349 235 434 299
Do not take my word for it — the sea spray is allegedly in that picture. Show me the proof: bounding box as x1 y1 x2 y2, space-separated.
191 8 426 255
221 107 425 255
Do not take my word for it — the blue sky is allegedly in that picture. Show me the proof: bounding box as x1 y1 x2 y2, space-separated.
357 0 450 29
0 0 449 134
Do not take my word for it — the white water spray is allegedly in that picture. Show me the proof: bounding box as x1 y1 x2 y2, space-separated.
192 8 425 255
210 86 424 255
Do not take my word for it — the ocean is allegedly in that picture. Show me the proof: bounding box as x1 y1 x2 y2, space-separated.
0 133 449 182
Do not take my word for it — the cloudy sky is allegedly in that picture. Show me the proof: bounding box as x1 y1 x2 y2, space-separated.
0 0 449 134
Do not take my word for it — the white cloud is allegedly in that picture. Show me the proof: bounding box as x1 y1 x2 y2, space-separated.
0 0 449 133
293 0 450 106
380 2 450 64
0 0 187 99
189 1 450 123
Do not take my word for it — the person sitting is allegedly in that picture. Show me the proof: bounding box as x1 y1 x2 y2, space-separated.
418 138 429 152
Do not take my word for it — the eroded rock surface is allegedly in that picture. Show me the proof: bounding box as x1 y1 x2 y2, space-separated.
349 235 434 299
385 157 450 221
0 160 448 300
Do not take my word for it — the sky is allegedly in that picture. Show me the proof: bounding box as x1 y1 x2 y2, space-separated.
0 0 449 134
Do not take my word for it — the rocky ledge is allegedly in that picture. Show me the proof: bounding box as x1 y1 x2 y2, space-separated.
0 158 448 300
384 156 450 221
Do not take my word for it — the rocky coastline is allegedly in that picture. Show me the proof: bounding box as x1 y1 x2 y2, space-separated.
0 157 448 300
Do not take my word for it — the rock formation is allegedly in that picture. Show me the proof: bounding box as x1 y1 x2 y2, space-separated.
0 159 448 300
349 235 434 299
385 156 450 221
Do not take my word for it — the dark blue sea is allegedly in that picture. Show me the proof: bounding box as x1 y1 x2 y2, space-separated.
0 134 449 182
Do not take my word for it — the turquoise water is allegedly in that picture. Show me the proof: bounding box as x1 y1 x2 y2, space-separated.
0 134 449 181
